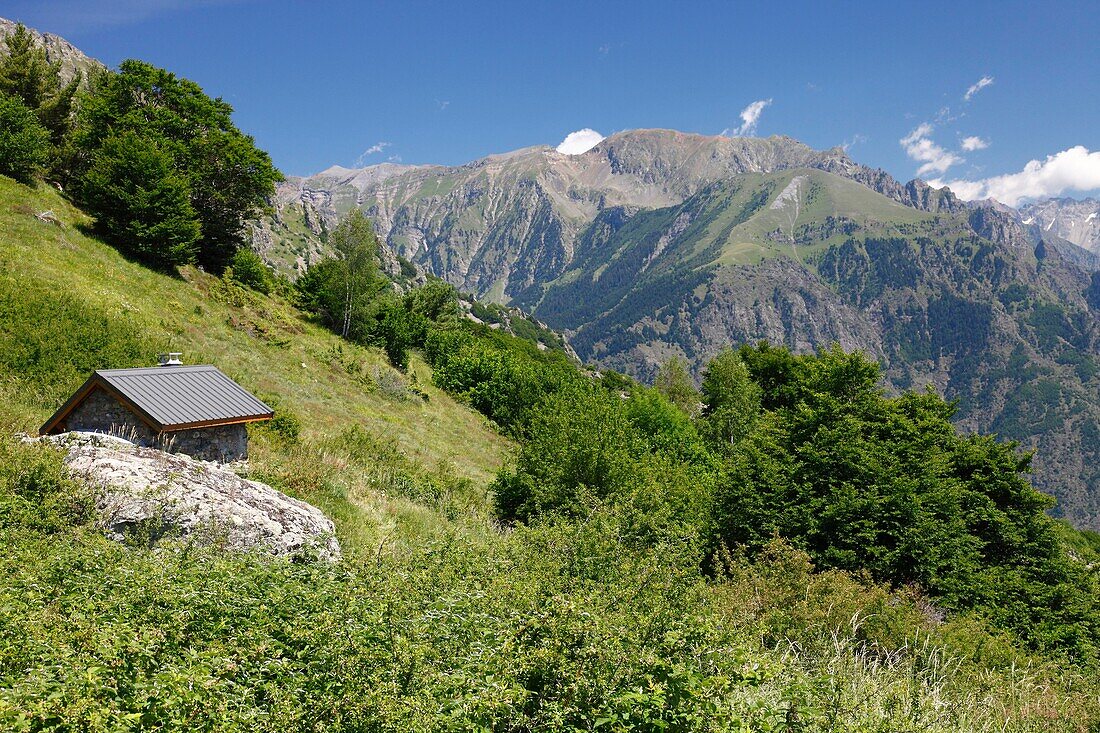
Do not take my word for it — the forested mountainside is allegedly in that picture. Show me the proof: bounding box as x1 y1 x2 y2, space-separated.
267 131 1100 530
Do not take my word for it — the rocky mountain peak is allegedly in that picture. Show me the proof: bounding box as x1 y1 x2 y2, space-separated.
0 17 103 85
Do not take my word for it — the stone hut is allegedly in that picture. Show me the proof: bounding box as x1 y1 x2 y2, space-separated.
40 358 274 462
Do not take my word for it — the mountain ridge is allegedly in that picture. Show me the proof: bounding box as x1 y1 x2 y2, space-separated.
266 131 1100 530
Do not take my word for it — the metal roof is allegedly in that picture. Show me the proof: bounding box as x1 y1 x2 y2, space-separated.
41 365 274 435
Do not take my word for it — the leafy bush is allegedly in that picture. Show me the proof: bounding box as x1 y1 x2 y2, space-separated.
425 326 579 435
1 442 1092 731
713 344 1100 659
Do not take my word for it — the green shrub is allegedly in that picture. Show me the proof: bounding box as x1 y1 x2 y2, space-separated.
227 248 273 294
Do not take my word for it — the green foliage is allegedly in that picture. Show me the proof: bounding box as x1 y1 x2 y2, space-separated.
426 325 579 435
227 248 273 294
0 436 92 534
476 338 1100 661
654 355 701 417
494 384 713 549
712 344 1100 659
599 368 637 394
77 131 200 268
403 278 460 325
0 92 49 183
378 300 419 370
296 209 389 341
0 23 79 151
72 59 280 271
1 432 1093 731
699 348 761 448
0 276 154 408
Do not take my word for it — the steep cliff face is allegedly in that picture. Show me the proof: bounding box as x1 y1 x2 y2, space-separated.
1019 198 1100 255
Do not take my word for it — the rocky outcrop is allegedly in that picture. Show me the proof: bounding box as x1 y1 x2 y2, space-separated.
0 18 103 85
39 432 340 560
1019 197 1100 255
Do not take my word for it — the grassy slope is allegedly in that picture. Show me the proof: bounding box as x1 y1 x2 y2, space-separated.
712 169 932 267
0 177 511 489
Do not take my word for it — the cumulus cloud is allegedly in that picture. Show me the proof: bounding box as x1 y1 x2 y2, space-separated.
900 123 963 177
960 136 989 151
964 75 994 101
556 128 605 155
926 146 1100 206
354 142 391 166
723 99 773 136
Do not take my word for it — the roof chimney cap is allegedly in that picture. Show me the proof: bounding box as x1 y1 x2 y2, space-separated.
157 352 183 367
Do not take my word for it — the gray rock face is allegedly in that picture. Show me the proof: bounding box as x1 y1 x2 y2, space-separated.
40 432 340 560
1019 198 1100 255
0 17 103 86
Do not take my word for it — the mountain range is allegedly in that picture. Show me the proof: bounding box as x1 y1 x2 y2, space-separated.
1 18 1097 530
263 131 1100 530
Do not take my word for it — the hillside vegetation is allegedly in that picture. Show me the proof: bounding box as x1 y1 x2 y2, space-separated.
266 129 1100 531
3 172 1100 728
3 24 1100 731
0 177 511 515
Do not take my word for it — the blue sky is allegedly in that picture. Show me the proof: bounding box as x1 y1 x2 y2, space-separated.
5 0 1099 203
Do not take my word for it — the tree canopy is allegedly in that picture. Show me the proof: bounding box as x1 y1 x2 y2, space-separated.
72 59 280 271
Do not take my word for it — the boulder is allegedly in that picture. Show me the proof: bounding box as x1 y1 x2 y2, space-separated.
37 432 340 560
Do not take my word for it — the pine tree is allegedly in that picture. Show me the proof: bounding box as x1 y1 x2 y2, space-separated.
0 24 80 149
0 92 50 183
72 59 280 271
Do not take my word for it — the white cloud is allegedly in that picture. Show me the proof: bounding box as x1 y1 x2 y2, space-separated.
556 128 605 155
964 75 994 101
899 123 963 177
354 142 391 166
926 146 1100 206
960 136 989 151
841 133 868 151
723 99 773 136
